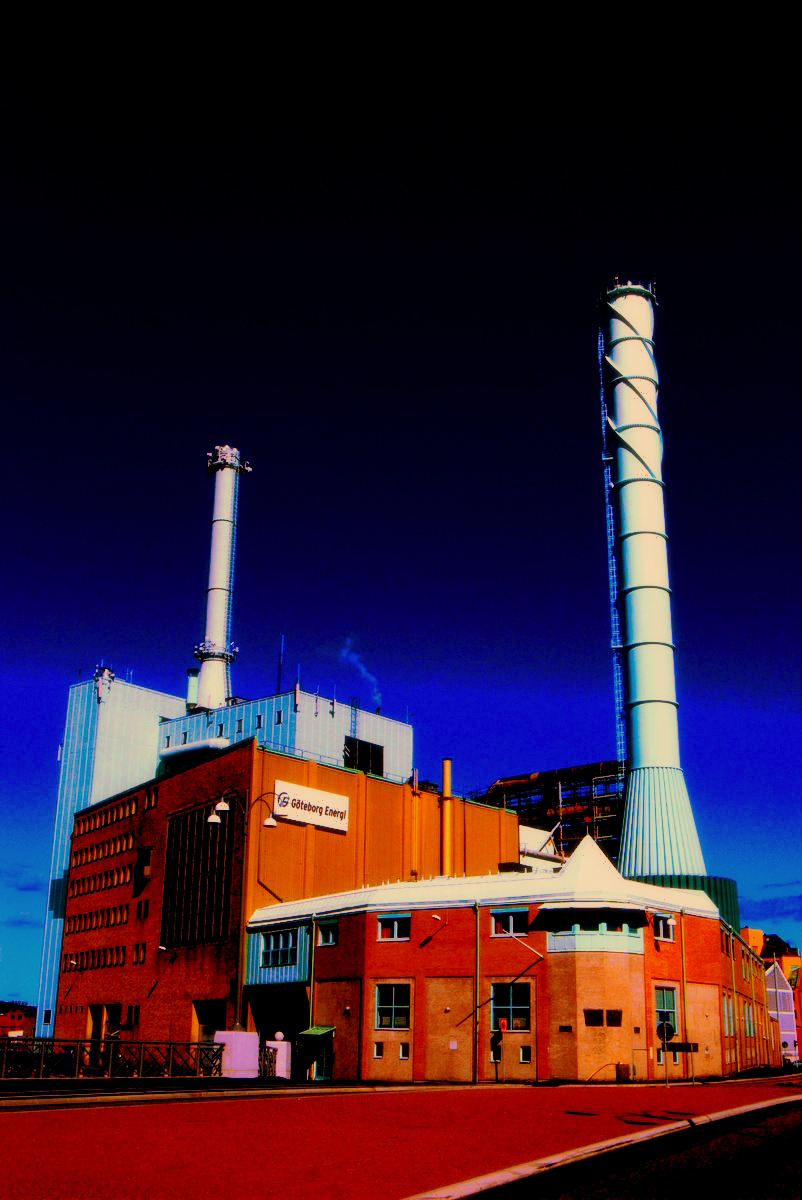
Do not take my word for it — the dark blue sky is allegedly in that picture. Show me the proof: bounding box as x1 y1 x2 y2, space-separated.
1 77 799 1000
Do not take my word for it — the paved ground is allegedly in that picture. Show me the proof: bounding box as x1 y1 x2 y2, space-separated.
1 1076 799 1199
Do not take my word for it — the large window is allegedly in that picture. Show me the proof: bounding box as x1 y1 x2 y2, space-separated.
492 909 528 936
344 736 384 776
263 929 298 967
160 807 234 947
655 986 677 1030
655 986 678 1063
376 984 411 1029
491 983 530 1031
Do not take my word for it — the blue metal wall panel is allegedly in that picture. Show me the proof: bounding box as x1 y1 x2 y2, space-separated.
245 924 310 986
160 691 412 782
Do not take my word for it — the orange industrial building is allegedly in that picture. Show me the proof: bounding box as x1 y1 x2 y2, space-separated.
52 738 781 1083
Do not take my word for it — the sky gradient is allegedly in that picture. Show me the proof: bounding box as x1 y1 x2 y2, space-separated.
1 77 799 1002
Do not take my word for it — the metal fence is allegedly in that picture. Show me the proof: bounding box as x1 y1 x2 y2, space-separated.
259 1044 277 1077
0 1039 223 1080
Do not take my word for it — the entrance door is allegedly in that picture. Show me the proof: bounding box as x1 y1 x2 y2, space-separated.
424 978 473 1081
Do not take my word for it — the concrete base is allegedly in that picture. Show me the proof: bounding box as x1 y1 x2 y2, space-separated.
213 1030 259 1078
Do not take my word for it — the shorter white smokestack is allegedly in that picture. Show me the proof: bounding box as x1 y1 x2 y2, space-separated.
194 445 251 710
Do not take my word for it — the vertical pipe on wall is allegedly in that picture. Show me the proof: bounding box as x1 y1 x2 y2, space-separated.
441 758 454 877
601 284 705 878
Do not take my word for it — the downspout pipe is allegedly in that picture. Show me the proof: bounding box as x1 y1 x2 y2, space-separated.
441 758 454 878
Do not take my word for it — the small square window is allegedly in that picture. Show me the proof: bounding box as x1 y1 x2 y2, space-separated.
492 910 529 936
378 916 410 941
606 1009 623 1027
373 1042 384 1059
519 1045 532 1064
318 922 338 947
399 1043 410 1060
583 1009 604 1027
654 916 675 941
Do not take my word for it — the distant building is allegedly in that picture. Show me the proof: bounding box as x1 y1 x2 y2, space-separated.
0 1003 36 1038
765 962 799 1063
473 762 625 864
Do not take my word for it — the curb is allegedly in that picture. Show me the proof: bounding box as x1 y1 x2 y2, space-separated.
402 1094 802 1199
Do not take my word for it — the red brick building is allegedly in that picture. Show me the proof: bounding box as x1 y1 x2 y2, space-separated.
247 838 781 1083
52 736 780 1081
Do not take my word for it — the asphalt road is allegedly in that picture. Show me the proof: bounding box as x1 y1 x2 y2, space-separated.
1 1077 799 1199
490 1106 802 1200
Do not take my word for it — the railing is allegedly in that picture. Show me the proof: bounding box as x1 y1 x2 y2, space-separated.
259 1045 277 1077
0 1039 223 1080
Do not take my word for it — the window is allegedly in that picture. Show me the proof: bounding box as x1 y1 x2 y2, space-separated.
217 722 224 737
654 915 675 942
519 1045 532 1064
399 1043 410 1060
584 1008 604 1027
237 719 243 734
318 921 338 947
181 732 188 745
606 1009 623 1027
378 915 410 941
376 984 411 1029
373 1042 384 1059
275 711 283 726
491 983 530 1031
492 910 529 937
656 1047 680 1066
160 808 233 947
256 714 263 730
263 929 298 967
656 986 678 1039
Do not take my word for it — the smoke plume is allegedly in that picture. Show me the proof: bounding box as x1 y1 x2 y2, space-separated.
339 638 382 709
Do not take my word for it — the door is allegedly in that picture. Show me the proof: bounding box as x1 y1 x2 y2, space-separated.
424 978 473 1081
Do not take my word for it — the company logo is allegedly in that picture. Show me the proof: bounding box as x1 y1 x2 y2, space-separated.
273 781 350 834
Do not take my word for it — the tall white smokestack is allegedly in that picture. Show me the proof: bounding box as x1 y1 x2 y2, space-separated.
602 284 706 877
194 445 251 710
